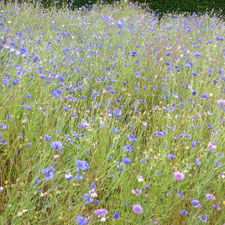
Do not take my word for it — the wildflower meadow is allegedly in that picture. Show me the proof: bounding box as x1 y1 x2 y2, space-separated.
0 1 225 224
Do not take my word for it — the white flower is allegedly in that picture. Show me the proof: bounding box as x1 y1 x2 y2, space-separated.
100 217 106 222
89 189 97 198
137 175 144 182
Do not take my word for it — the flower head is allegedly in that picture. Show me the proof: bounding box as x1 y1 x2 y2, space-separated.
173 172 185 181
75 216 88 225
113 212 119 219
94 208 108 217
41 166 55 181
191 199 200 208
75 160 89 171
205 193 216 201
199 215 207 223
180 210 188 216
50 141 63 152
132 204 143 214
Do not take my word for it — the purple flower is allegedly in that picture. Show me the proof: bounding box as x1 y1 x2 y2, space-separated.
24 105 32 110
94 209 108 217
75 216 88 225
205 193 216 201
0 139 7 145
131 189 142 196
0 123 7 130
75 160 89 171
180 210 188 216
132 204 143 214
50 141 63 152
199 215 207 223
122 158 131 164
113 109 122 118
191 199 200 208
112 128 120 133
78 121 88 129
200 94 208 99
81 194 93 204
75 173 83 180
213 204 221 210
43 135 51 141
113 212 119 219
132 51 137 57
173 172 185 181
194 52 201 58
122 145 133 152
41 166 55 181
65 173 73 180
217 99 225 105
127 134 137 142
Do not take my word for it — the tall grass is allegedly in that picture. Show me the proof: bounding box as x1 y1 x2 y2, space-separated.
0 1 225 224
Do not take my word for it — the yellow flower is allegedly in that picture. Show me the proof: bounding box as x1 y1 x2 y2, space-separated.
223 201 225 205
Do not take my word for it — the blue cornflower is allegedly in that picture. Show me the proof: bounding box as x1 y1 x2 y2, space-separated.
75 173 83 180
43 135 51 141
24 105 32 110
75 160 89 171
122 145 133 152
194 52 201 58
213 204 221 210
199 215 207 223
63 106 71 111
41 166 55 181
75 216 88 225
113 212 119 219
0 123 7 130
191 72 198 76
122 158 131 164
65 173 73 180
0 139 7 145
177 189 184 197
78 121 88 129
50 141 63 152
71 114 78 118
200 94 208 99
81 193 93 204
167 153 176 159
191 199 200 208
180 210 188 216
113 109 122 118
194 158 201 166
132 51 137 57
127 134 137 142
155 130 167 137
51 90 61 98
112 128 120 133
215 36 224 41
24 94 32 98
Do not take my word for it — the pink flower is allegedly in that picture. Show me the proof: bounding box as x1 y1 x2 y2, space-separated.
205 193 216 201
131 189 142 196
94 209 108 217
132 204 143 214
217 99 225 105
173 172 185 181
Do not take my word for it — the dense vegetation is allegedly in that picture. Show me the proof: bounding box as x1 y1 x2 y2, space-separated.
4 0 225 20
0 1 225 224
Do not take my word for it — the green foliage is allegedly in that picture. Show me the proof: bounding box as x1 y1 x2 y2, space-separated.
4 0 225 19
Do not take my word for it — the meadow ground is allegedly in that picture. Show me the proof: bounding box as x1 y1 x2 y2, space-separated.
0 1 225 224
